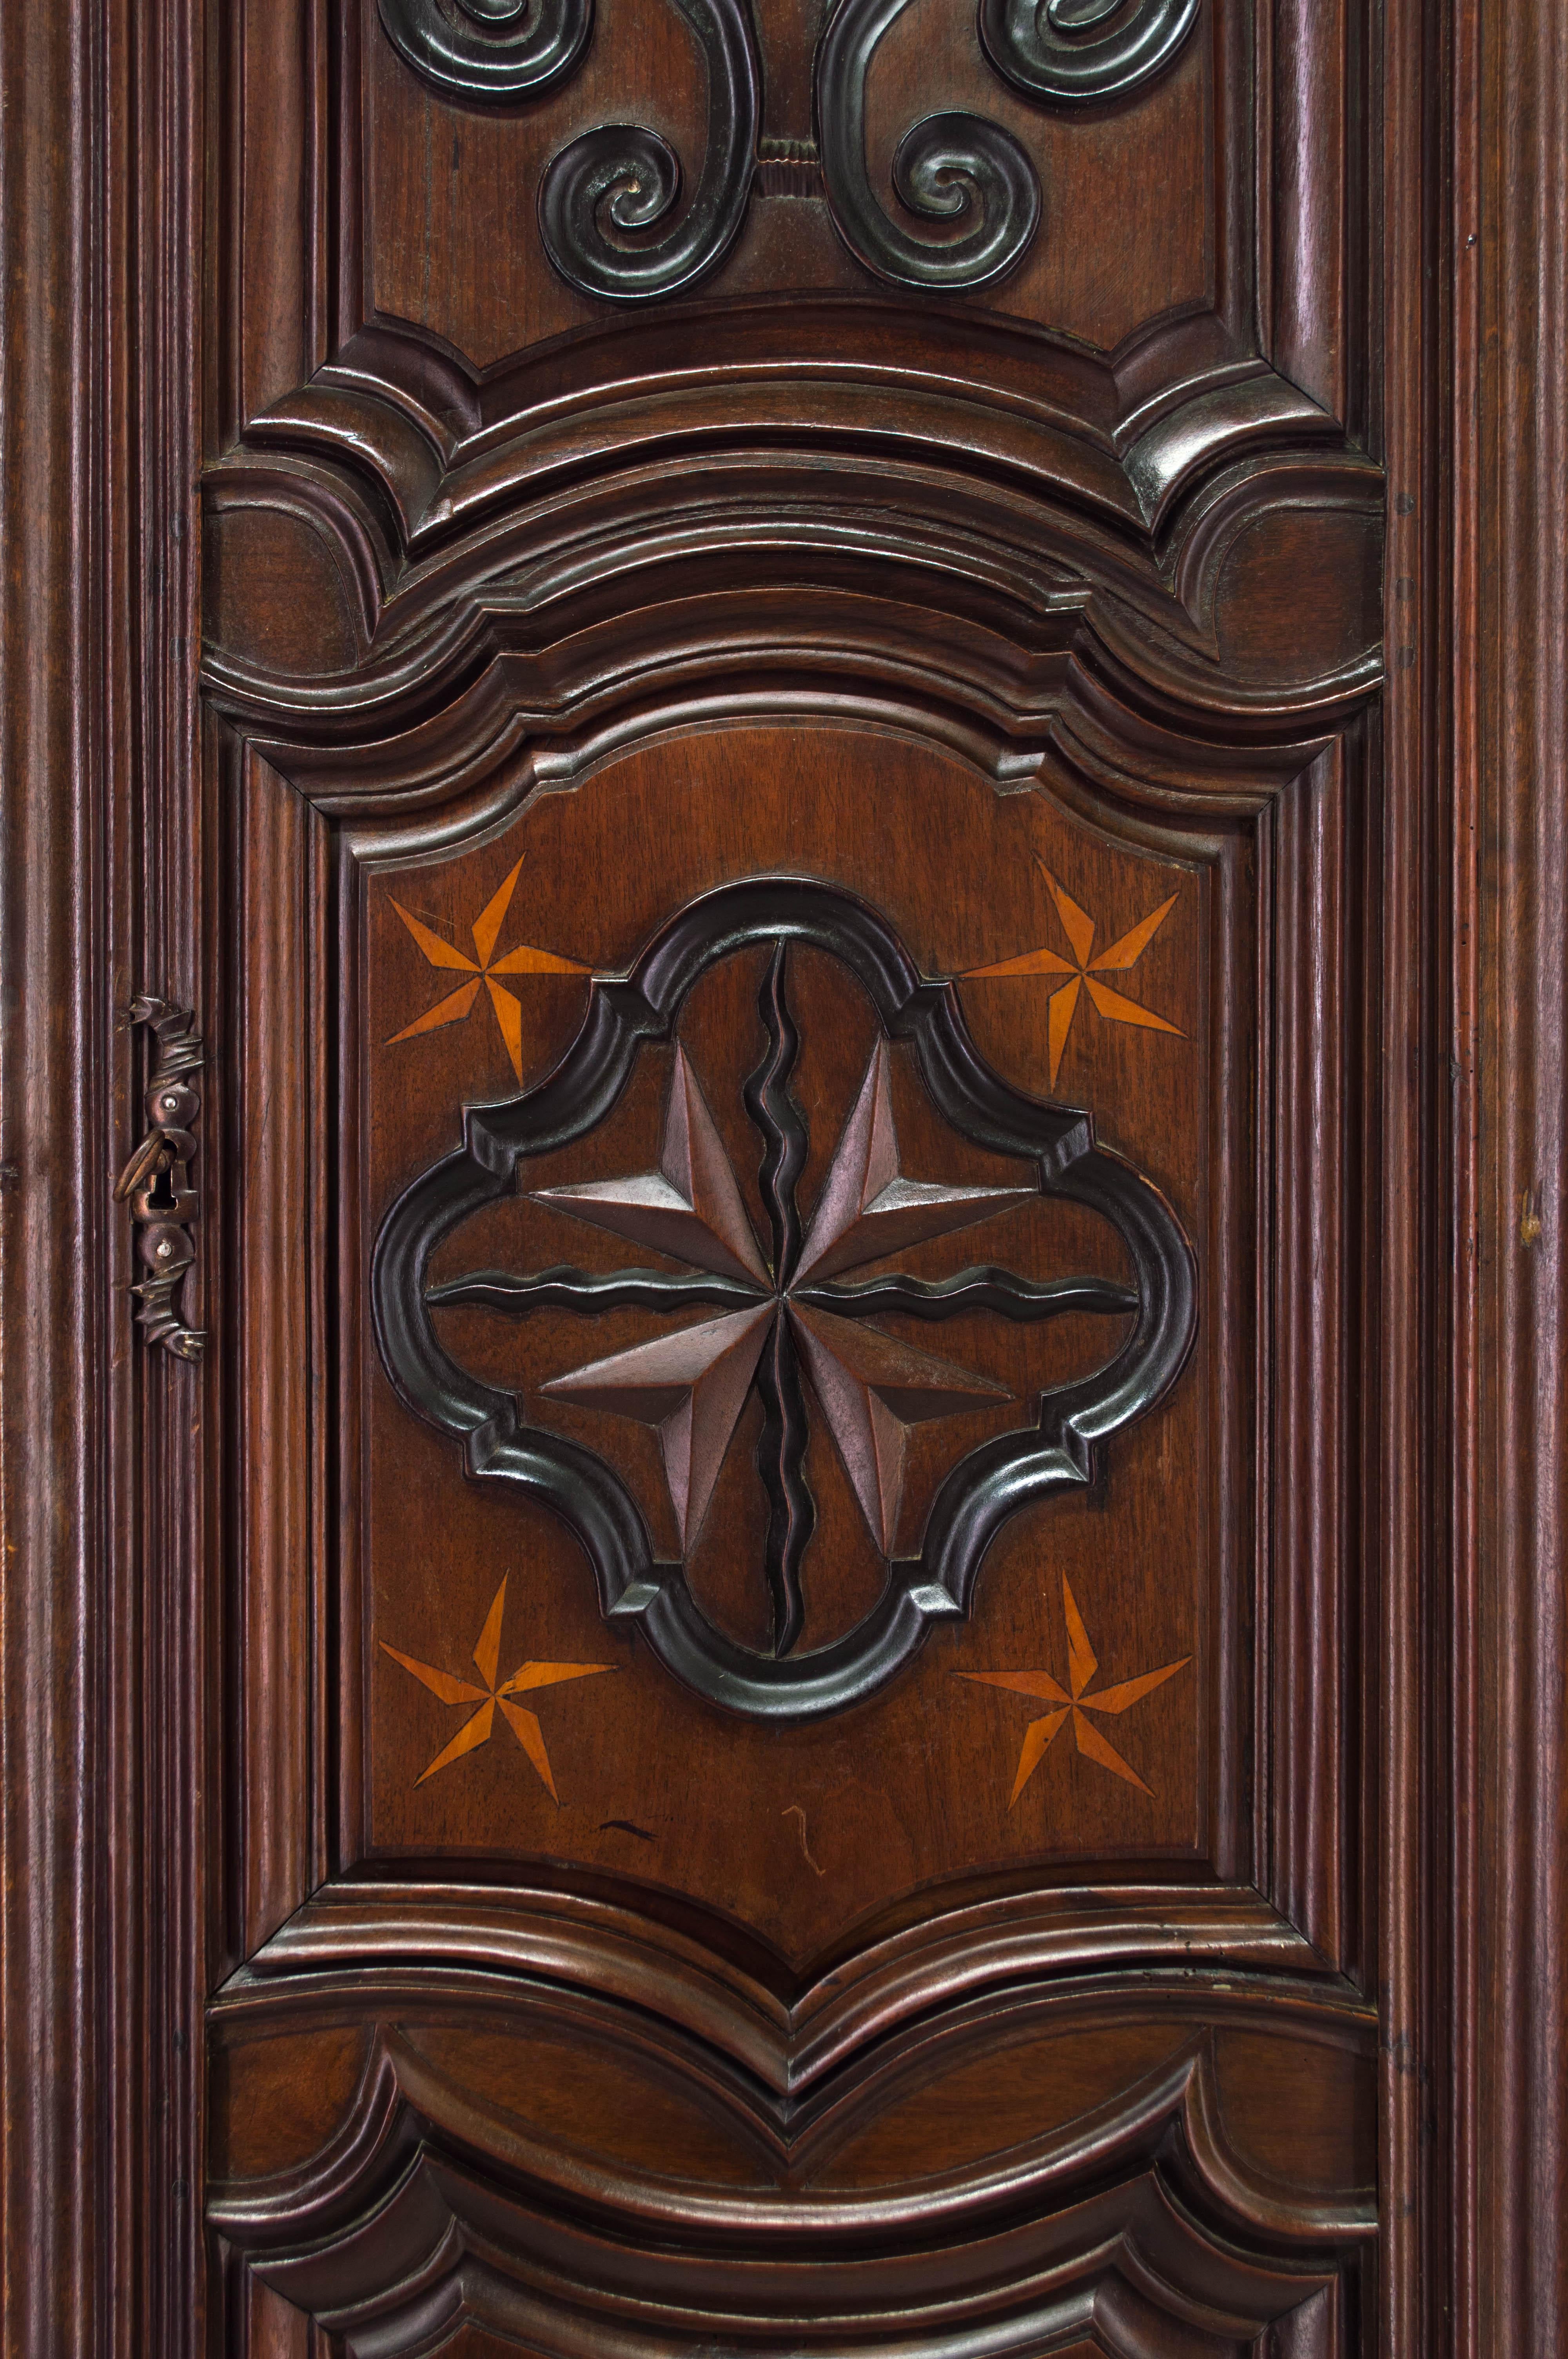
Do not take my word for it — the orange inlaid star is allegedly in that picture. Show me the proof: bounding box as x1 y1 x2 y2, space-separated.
964 860 1183 1090
380 1576 613 1799
387 856 589 1082
959 1574 1189 1805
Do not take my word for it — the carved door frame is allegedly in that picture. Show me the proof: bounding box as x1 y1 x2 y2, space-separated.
0 0 1558 2352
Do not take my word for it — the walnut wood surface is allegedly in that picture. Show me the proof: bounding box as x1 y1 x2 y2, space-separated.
0 0 1560 2351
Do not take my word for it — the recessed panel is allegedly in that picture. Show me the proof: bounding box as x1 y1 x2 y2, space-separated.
356 722 1221 1960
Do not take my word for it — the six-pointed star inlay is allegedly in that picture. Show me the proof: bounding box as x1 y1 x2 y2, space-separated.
430 947 1141 1657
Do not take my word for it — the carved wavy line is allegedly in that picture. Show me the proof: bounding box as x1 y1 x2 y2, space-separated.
743 940 806 1282
740 941 815 1658
797 1268 1137 1321
753 1313 815 1659
372 876 1194 1721
427 1266 761 1316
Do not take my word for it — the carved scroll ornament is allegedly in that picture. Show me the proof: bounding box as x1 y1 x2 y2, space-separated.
376 0 1202 300
373 878 1195 1723
377 0 593 99
538 0 761 304
980 0 1203 104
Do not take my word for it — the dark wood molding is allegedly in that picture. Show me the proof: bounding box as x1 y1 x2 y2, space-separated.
1467 0 1568 2350
228 1877 1348 2096
0 6 117 2347
2 0 1563 2345
0 0 209 2350
208 2022 1373 2349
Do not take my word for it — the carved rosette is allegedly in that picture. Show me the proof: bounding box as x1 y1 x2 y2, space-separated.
373 877 1195 1721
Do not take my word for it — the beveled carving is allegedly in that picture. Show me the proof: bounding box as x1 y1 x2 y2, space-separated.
374 878 1196 1721
9 0 1499 2332
535 1043 771 1285
794 1037 1033 1280
533 1016 1027 1579
543 1303 778 1551
789 1300 1010 1557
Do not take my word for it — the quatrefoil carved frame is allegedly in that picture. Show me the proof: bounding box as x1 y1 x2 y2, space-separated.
372 876 1196 1722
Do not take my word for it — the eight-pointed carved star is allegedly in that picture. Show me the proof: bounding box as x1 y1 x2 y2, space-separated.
964 859 1183 1090
959 1574 1190 1804
538 1041 1025 1556
380 1576 612 1797
387 856 589 1082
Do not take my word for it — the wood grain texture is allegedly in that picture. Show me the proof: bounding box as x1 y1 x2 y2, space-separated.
229 751 331 1953
230 1879 1333 2104
1467 0 1568 2348
4 0 210 2346
209 667 1371 2334
373 864 1196 1725
1377 0 1444 2334
189 0 1392 2300
209 2008 1376 2350
4 0 1556 2341
0 5 116 2350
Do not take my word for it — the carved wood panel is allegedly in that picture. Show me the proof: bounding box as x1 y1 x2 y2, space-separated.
191 0 1390 2347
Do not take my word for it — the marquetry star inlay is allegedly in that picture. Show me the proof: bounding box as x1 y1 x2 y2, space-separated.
387 856 589 1082
380 1576 612 1797
959 1574 1190 1804
965 860 1183 1090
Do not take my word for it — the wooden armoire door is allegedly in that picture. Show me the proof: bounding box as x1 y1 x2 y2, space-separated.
7 0 1565 2352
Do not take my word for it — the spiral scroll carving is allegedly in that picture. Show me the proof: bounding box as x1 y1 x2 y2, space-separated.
978 0 1203 105
815 0 1042 291
377 0 592 104
538 0 760 303
377 0 1202 301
